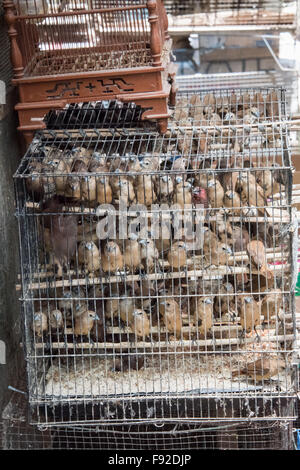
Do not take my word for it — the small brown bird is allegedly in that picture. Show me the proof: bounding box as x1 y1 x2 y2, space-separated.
114 178 136 205
247 240 273 280
105 295 120 321
215 283 235 316
26 160 44 198
33 311 48 338
223 190 242 215
130 309 150 340
261 289 283 324
96 177 113 204
89 152 108 173
159 299 182 339
204 239 232 266
78 240 100 275
232 356 286 381
51 214 78 276
203 93 216 115
194 297 214 337
124 234 141 272
136 174 155 207
139 238 159 272
173 178 192 208
230 225 249 252
236 172 266 215
58 288 85 317
167 241 187 270
156 175 174 203
49 309 63 331
256 170 281 198
207 179 224 209
81 175 97 202
102 241 124 273
73 310 99 337
119 296 136 324
239 296 261 336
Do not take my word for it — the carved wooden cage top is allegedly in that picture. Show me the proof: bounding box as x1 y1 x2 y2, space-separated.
4 0 170 79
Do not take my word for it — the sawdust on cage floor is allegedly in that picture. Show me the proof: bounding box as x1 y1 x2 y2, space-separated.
40 351 289 398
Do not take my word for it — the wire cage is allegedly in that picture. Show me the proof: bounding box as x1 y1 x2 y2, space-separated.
14 87 298 426
176 72 299 115
1 390 297 449
164 0 295 18
166 0 296 28
3 0 176 142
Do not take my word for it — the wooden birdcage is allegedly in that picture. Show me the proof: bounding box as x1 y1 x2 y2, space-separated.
4 0 176 144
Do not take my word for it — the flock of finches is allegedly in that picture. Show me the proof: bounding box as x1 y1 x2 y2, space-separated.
25 92 288 378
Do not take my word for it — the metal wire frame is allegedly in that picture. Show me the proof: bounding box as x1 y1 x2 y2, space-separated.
11 0 167 77
164 0 295 16
176 72 298 115
13 88 298 426
165 0 296 26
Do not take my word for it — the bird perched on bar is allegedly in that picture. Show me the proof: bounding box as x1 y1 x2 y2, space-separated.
246 240 273 280
26 159 44 199
236 172 266 215
102 241 124 273
214 282 235 316
33 311 48 338
136 174 155 207
207 179 224 209
51 214 78 277
167 241 187 270
203 93 216 115
119 295 137 325
89 152 108 173
96 176 113 204
256 169 281 198
127 153 142 175
159 298 182 339
223 190 242 215
81 174 97 202
115 178 136 205
193 297 214 337
155 175 174 203
49 309 63 332
105 294 120 321
73 310 99 338
129 309 150 340
261 289 283 324
238 296 261 338
139 238 159 272
203 232 232 266
124 233 141 272
58 288 85 319
230 225 249 252
173 178 192 208
78 240 101 275
140 155 161 172
210 211 233 245
109 169 125 196
65 158 88 199
232 356 286 381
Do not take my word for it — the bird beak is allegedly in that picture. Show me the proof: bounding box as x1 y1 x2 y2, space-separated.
95 314 100 321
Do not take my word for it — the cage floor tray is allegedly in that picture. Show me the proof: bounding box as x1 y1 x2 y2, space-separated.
40 354 291 399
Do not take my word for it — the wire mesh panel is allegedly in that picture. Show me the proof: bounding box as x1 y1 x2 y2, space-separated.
14 88 298 426
176 72 298 115
166 0 296 26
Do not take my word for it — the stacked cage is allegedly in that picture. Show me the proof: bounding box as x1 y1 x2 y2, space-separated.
4 0 176 143
166 0 296 27
14 87 298 432
176 72 299 115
